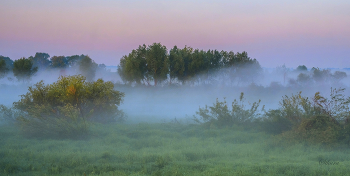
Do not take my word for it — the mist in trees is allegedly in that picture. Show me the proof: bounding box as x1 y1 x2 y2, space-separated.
118 43 262 86
12 57 38 81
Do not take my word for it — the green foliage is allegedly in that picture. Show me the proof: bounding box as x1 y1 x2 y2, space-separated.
293 115 341 145
50 56 68 68
13 75 125 138
12 57 38 81
297 73 311 85
118 44 262 86
146 43 169 86
279 91 318 125
29 52 51 70
271 88 350 145
0 55 13 78
79 55 98 81
0 105 19 123
296 65 308 72
312 87 350 121
118 45 148 84
261 109 293 134
194 92 262 127
0 59 8 78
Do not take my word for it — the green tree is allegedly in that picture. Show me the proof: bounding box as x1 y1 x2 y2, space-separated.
297 73 312 85
13 57 38 81
0 55 14 70
296 65 308 72
118 45 147 85
178 46 194 83
332 71 347 84
146 43 169 86
0 59 8 78
312 67 331 84
51 56 68 68
29 52 51 70
79 55 98 81
66 55 83 67
169 45 185 84
14 75 125 138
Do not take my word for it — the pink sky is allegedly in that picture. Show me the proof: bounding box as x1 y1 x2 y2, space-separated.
0 0 349 68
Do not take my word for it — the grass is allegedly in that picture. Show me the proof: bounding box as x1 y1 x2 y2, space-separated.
1 121 350 175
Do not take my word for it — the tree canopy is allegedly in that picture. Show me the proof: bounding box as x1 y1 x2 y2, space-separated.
118 44 262 86
29 52 51 70
12 57 38 81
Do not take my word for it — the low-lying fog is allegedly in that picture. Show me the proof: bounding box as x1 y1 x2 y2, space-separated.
1 66 350 123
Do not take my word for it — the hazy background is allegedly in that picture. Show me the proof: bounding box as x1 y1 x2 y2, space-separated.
1 0 349 68
2 66 349 123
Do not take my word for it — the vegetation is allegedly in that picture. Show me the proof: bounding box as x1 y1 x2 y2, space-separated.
79 55 98 81
291 67 348 87
28 52 51 70
0 59 8 78
194 92 262 128
1 44 350 175
13 75 124 138
2 122 350 175
12 57 38 81
195 87 350 147
118 43 262 86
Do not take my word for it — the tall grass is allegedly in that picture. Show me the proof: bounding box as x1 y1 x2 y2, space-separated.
1 121 350 175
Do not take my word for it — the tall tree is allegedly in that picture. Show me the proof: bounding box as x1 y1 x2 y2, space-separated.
0 55 14 70
29 52 51 70
66 55 83 67
169 45 185 84
51 56 68 68
0 59 8 78
118 45 147 84
146 43 169 86
13 57 38 81
79 55 98 81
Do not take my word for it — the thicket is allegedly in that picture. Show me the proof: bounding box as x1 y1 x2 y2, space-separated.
7 75 125 139
195 88 350 146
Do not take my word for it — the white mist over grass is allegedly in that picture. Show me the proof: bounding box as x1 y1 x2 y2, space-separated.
1 65 350 123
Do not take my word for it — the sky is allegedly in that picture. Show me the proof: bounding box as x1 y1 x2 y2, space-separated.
0 0 349 68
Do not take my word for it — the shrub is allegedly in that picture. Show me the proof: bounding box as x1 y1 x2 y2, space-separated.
0 105 20 124
295 115 341 145
14 75 125 138
194 92 262 128
273 88 350 145
260 109 293 134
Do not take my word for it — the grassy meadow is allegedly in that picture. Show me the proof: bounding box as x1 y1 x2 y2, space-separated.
1 119 350 176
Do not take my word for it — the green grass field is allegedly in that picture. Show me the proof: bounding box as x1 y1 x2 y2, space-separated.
1 120 350 176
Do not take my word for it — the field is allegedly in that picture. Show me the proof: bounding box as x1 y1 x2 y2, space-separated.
1 120 350 176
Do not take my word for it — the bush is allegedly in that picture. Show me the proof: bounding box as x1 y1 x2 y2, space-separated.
14 75 125 138
0 105 20 124
295 115 341 145
272 88 350 145
194 92 262 128
260 109 293 134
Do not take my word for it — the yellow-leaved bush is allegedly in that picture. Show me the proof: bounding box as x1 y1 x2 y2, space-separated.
14 75 125 138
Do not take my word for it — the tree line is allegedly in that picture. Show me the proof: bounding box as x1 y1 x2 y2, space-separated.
117 43 262 86
0 53 101 81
